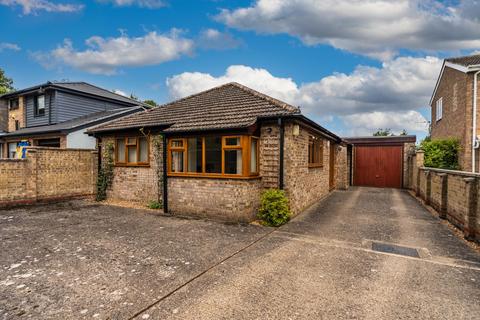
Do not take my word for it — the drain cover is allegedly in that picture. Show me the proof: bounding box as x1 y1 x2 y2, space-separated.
371 242 420 258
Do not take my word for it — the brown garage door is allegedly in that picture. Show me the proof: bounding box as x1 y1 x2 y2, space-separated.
353 145 403 188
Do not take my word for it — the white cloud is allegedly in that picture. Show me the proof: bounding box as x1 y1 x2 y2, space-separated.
0 0 83 15
113 89 128 97
167 65 299 103
166 57 439 135
197 29 242 50
216 0 480 60
34 30 194 75
97 0 166 8
341 111 428 136
0 42 21 52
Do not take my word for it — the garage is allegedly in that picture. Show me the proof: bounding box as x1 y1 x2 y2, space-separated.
344 136 416 188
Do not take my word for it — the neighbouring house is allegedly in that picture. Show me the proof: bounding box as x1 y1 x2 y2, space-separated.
0 82 148 158
430 54 480 172
89 82 349 222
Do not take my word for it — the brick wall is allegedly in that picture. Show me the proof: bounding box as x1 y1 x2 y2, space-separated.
100 136 161 203
283 122 333 215
101 121 341 221
0 147 97 207
430 66 473 171
411 151 480 243
335 144 349 190
169 177 261 222
8 96 25 132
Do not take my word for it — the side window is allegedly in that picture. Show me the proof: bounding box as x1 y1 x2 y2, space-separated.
308 135 323 167
34 95 46 117
436 97 443 121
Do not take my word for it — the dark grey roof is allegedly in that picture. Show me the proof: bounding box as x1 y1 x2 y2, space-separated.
0 107 144 138
0 81 148 107
446 54 480 67
343 135 417 144
90 82 301 133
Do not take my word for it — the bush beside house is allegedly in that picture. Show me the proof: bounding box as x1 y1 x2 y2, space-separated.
420 138 460 170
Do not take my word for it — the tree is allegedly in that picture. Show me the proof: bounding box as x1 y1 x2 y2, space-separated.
373 128 393 136
400 129 408 136
0 68 14 95
143 99 157 107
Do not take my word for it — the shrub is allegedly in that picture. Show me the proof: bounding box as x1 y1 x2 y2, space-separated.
257 189 291 227
420 138 460 170
147 200 163 210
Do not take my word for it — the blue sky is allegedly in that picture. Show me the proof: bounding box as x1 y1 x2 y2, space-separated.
1 0 480 140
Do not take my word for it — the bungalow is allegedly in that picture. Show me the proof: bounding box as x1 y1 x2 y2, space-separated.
89 82 348 221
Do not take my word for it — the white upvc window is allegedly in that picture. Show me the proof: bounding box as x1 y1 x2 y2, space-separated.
436 97 443 121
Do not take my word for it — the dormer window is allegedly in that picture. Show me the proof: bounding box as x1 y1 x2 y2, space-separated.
34 95 45 117
436 97 443 121
9 98 19 110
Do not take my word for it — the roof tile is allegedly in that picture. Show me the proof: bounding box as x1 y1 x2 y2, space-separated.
89 82 301 133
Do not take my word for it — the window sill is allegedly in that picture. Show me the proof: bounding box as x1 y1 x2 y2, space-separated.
308 164 324 168
114 163 150 167
168 173 261 180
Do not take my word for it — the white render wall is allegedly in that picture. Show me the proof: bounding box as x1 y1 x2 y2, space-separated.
66 128 96 149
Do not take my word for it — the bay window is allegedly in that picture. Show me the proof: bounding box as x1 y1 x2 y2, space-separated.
115 136 149 166
167 135 259 178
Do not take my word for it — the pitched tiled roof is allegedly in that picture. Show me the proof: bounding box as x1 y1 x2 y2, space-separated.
446 54 480 67
89 82 301 133
1 81 148 107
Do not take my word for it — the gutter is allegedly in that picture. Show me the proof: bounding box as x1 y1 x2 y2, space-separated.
472 70 480 172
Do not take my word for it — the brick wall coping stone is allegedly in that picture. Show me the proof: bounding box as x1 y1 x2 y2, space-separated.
25 146 98 153
420 167 480 178
0 158 26 162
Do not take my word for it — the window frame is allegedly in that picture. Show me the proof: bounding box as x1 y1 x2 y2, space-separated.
34 95 46 117
308 135 324 168
436 97 443 122
9 98 19 110
167 134 260 179
114 136 150 167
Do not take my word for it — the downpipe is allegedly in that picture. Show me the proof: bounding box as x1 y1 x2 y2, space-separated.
472 70 480 173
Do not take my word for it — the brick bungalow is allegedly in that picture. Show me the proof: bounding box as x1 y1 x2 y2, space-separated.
89 82 348 221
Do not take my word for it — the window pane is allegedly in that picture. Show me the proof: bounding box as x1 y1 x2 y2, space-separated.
171 151 184 172
225 150 242 174
139 137 148 162
37 95 45 109
187 137 202 173
128 146 137 163
8 143 17 159
205 137 222 173
116 139 126 162
225 137 240 146
127 137 136 145
250 139 258 173
171 140 183 148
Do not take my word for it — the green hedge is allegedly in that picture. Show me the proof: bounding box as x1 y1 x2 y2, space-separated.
420 138 460 170
257 189 291 227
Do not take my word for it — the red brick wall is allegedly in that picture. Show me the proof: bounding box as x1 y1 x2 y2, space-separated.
431 66 472 171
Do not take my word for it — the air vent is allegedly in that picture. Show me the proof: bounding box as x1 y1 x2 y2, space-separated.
371 242 420 258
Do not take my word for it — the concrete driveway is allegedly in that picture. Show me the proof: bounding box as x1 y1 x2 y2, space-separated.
1 188 479 319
